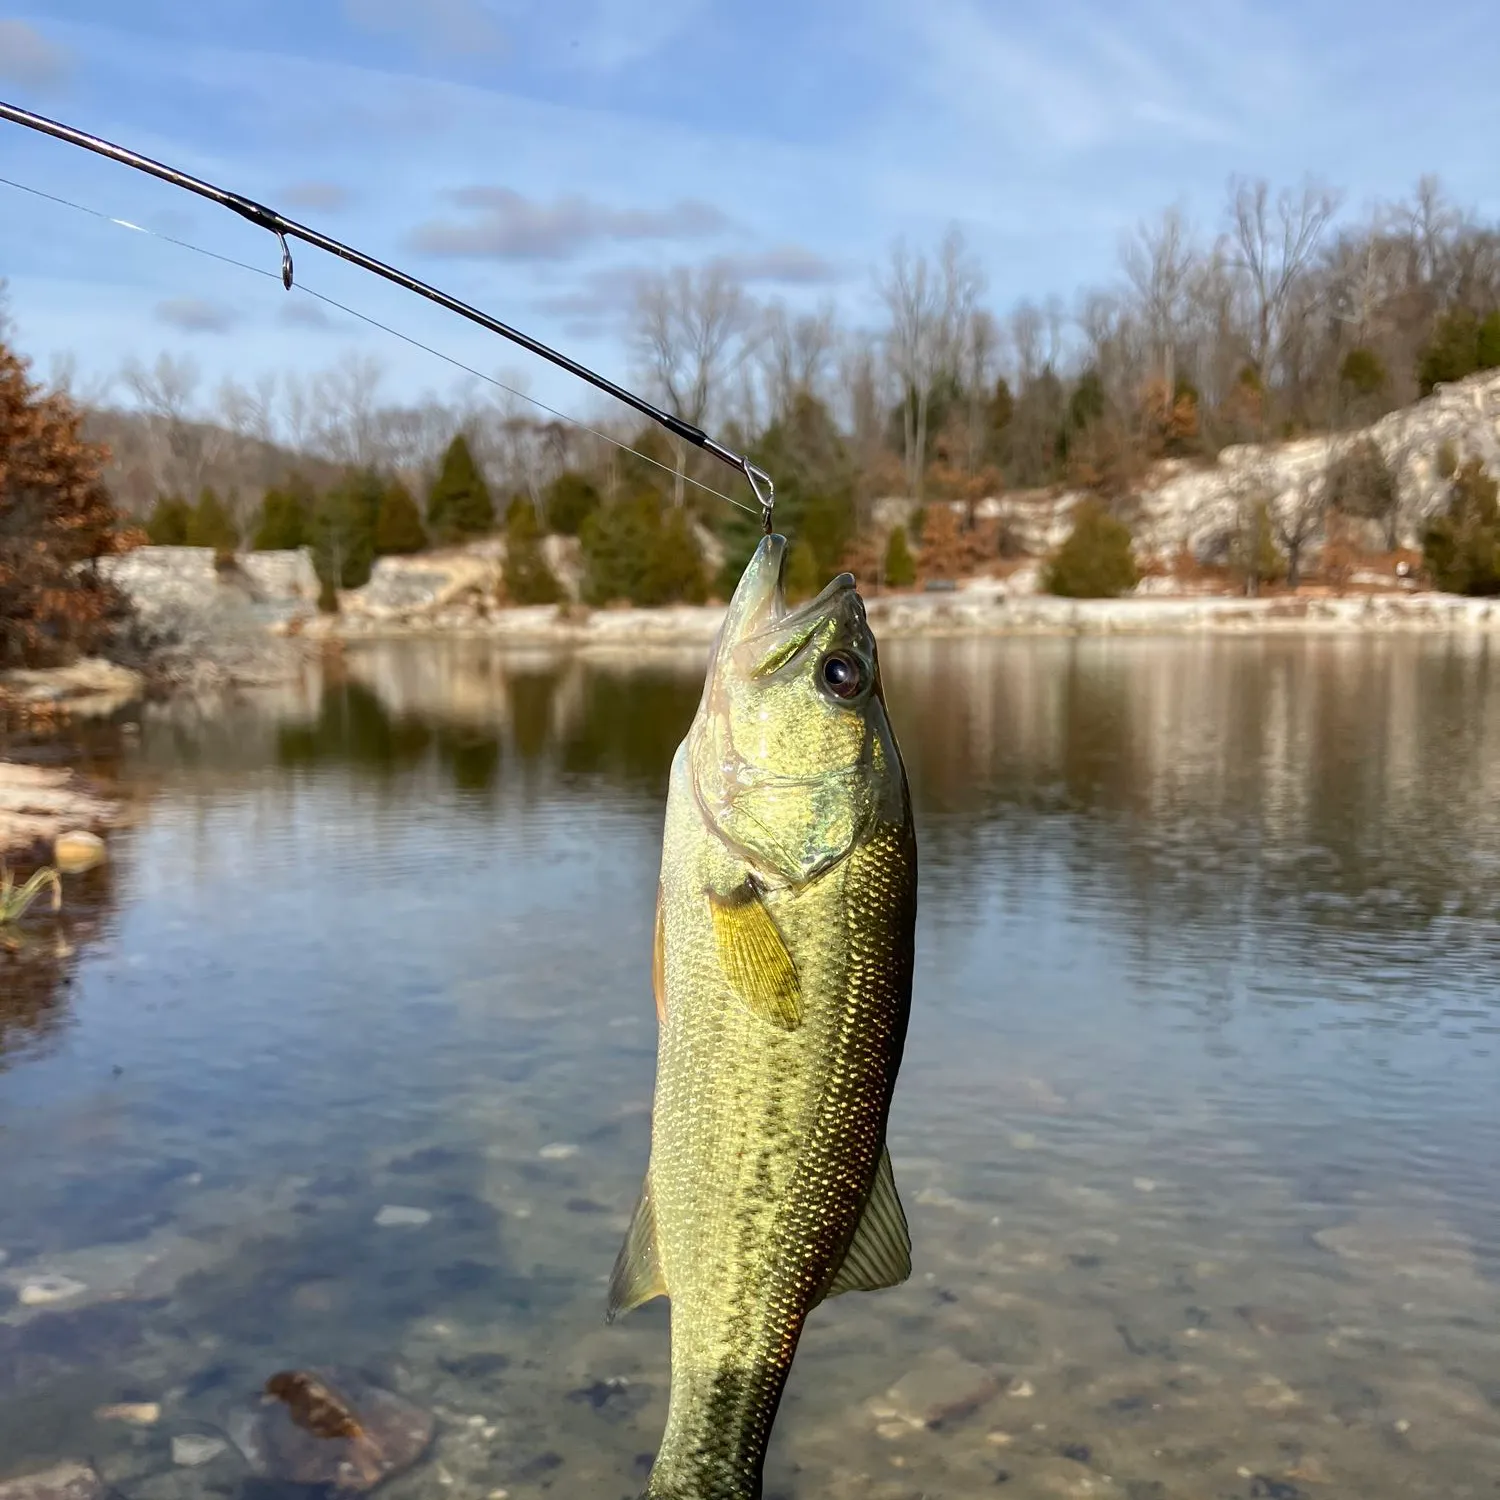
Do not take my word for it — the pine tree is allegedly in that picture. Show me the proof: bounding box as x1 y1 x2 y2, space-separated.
580 491 705 606
186 487 239 551
311 472 380 590
543 470 602 535
0 336 135 667
502 496 562 604
1042 501 1140 598
883 525 917 588
146 493 191 545
426 433 494 543
374 478 427 555
253 475 314 551
783 538 820 603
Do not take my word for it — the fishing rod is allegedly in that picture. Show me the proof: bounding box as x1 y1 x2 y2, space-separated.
0 98 776 533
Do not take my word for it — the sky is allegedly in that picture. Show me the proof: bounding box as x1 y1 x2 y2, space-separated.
0 0 1496 430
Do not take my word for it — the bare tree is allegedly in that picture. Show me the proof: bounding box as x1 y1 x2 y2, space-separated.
309 353 388 471
760 299 839 419
878 227 985 498
631 263 757 505
1007 299 1044 386
1121 204 1196 393
958 307 1000 475
1271 480 1324 588
122 352 223 498
1226 175 1342 380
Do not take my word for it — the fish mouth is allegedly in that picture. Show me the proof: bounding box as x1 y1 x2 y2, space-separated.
730 534 857 645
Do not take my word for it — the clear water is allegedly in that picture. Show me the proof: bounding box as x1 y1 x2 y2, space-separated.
2 635 1498 1500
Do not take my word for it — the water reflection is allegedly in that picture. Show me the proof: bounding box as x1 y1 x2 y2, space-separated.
0 634 1497 1499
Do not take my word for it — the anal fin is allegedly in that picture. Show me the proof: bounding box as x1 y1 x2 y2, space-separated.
706 877 803 1030
820 1145 911 1303
606 1174 668 1322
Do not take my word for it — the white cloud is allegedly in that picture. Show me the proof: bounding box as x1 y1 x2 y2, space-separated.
409 187 734 260
279 181 354 213
156 297 237 334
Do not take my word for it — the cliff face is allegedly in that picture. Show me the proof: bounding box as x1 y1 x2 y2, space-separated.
875 368 1500 561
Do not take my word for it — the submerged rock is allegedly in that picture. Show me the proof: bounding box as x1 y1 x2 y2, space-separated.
171 1434 228 1467
0 1463 104 1500
883 1348 999 1428
373 1205 432 1228
228 1366 434 1491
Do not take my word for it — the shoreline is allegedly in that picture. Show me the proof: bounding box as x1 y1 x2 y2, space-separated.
309 587 1500 649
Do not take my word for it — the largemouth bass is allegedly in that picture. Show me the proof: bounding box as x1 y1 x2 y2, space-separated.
608 533 918 1500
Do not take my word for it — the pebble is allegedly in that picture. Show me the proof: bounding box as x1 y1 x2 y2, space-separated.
986 1431 1014 1447
171 1435 228 1467
538 1143 579 1160
18 1275 88 1307
1132 1178 1157 1192
95 1403 161 1426
374 1205 433 1228
1006 1378 1035 1399
53 830 106 873
487 1492 510 1499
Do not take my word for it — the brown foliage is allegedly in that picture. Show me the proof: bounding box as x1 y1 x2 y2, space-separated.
1138 377 1199 457
916 502 995 578
0 340 136 668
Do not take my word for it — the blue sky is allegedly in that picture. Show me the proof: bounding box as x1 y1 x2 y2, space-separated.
0 0 1495 425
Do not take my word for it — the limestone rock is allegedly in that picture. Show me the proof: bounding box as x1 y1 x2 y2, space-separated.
883 1348 999 1428
0 1464 104 1500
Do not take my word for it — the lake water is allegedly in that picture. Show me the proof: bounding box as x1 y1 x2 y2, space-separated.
2 635 1498 1500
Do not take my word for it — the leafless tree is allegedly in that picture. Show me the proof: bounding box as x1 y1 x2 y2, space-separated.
760 299 839 420
1007 299 1044 386
631 263 758 504
878 227 985 498
1121 204 1196 393
958 307 1000 475
309 352 388 471
1271 479 1324 588
1226 175 1342 380
121 351 226 498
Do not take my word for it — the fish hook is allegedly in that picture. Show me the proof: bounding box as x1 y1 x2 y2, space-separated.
744 462 775 536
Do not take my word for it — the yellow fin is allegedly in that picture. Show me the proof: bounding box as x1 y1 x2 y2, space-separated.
707 877 803 1030
606 1175 667 1322
819 1145 911 1302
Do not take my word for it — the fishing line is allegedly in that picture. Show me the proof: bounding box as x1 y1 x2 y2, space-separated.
0 173 760 519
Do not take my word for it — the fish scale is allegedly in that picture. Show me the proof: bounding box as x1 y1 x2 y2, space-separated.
608 535 918 1500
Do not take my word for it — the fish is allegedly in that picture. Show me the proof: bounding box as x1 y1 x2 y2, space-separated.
608 532 919 1500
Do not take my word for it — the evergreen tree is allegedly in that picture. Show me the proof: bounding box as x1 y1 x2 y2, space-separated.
543 470 602 535
186 487 239 551
502 496 563 604
883 525 917 588
1423 459 1500 595
311 472 380 590
253 475 314 551
783 538 821 603
1043 501 1140 598
580 491 705 606
426 433 494 542
146 493 191 545
374 478 427 555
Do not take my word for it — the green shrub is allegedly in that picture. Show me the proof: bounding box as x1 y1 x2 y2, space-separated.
502 498 563 605
1423 459 1500 595
883 525 917 588
253 477 313 550
783 538 820 603
1339 347 1387 397
145 493 191 545
1231 500 1286 592
186 487 239 551
1042 501 1140 598
374 479 427 555
1417 308 1500 396
426 433 494 542
311 473 380 590
1437 439 1460 479
543 470 602 536
580 492 705 607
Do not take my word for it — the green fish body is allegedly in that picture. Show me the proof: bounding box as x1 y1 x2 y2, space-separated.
609 534 918 1500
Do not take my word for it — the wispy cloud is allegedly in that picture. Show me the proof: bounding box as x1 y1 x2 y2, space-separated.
0 19 71 88
408 187 734 261
713 247 842 286
280 300 341 330
279 181 354 213
155 297 238 334
342 0 505 60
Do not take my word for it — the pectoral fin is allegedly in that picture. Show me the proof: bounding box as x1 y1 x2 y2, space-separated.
707 877 803 1030
819 1145 912 1302
606 1175 667 1322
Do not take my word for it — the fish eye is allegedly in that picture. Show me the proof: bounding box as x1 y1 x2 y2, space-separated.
820 651 864 700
